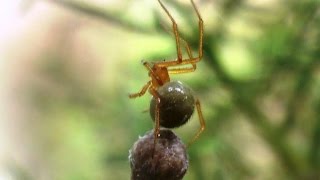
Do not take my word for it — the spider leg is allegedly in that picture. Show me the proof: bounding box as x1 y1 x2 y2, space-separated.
187 98 205 147
160 22 193 59
172 0 203 63
129 81 151 98
142 61 157 77
155 0 203 67
191 0 203 60
181 37 194 59
159 24 198 74
168 38 197 74
149 88 161 153
158 0 183 63
168 66 196 74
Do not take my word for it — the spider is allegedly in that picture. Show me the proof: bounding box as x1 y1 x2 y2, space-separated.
129 0 205 147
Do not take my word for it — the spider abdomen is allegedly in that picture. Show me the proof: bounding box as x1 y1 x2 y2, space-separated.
150 81 195 128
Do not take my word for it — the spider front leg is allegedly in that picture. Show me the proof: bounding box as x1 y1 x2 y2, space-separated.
158 0 183 63
156 0 203 68
191 0 203 60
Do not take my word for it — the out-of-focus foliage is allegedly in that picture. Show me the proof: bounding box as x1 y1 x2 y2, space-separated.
1 0 319 179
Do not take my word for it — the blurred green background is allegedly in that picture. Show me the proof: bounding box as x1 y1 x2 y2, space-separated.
0 0 319 179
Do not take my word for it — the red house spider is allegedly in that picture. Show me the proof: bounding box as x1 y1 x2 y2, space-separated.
129 0 205 147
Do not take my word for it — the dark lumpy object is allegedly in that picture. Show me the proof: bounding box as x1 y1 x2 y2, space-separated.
129 129 188 180
150 81 195 128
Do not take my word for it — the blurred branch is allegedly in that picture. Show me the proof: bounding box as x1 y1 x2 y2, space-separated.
281 60 316 132
47 0 155 34
280 4 320 132
310 96 320 174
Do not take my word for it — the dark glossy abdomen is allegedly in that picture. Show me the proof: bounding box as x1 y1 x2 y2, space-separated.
150 81 195 128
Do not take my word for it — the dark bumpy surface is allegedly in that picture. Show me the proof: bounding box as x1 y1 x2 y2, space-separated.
129 129 188 180
150 81 195 128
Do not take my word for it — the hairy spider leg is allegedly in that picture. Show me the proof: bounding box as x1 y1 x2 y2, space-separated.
187 99 206 147
156 0 203 68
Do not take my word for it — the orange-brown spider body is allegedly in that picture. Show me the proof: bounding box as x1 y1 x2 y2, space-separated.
129 0 205 147
148 62 170 88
